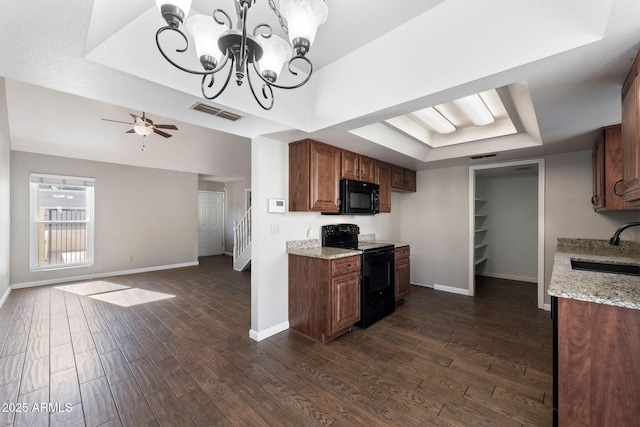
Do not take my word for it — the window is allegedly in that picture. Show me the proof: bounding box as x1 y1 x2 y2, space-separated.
30 174 95 271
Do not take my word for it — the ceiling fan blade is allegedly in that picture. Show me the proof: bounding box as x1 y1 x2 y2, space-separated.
153 128 172 138
154 124 178 130
126 129 136 134
102 118 133 125
130 113 143 123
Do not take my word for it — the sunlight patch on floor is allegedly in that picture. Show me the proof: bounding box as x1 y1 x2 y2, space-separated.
88 288 175 307
54 281 130 296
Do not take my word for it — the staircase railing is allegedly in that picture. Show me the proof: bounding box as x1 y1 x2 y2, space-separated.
233 206 251 269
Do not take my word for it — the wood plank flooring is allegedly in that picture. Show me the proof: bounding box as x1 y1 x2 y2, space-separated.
0 256 552 426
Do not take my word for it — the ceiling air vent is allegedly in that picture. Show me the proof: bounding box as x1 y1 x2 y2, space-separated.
470 153 498 160
190 102 242 121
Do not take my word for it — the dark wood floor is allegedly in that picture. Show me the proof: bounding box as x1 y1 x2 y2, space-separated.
0 256 552 426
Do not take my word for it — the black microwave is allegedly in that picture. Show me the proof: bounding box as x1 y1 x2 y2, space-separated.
325 179 379 215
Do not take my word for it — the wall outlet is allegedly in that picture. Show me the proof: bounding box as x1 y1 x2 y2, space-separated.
129 255 134 261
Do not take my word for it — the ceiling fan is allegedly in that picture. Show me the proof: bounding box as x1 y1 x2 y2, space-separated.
102 112 178 138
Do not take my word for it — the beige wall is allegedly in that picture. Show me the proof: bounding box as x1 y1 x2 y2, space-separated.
401 149 640 305
0 79 10 302
10 151 199 286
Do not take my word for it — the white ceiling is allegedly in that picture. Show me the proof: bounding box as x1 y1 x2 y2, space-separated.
2 0 640 177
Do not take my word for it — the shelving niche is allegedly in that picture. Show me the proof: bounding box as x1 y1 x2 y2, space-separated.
474 198 488 271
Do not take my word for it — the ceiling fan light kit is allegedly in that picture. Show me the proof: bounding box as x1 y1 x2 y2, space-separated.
154 0 328 110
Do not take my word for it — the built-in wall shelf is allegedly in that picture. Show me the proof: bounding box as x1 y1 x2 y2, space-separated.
474 256 488 266
474 197 488 272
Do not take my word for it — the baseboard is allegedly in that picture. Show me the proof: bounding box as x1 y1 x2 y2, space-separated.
478 272 537 283
249 320 289 342
0 286 10 310
434 283 472 296
11 261 200 289
410 282 434 289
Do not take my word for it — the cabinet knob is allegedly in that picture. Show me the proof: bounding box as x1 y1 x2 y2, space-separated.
344 263 351 268
591 195 599 205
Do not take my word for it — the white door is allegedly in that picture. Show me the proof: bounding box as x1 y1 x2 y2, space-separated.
198 191 224 256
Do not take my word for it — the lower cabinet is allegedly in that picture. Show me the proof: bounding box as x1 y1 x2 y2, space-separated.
555 297 640 426
289 254 361 343
395 245 410 302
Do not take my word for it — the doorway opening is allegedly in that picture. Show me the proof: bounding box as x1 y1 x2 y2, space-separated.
468 159 546 309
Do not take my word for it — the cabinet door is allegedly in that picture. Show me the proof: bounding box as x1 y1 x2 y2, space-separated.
310 141 341 212
340 150 360 180
592 136 605 210
622 69 640 203
404 169 417 192
375 161 392 213
359 155 376 183
395 257 410 302
331 271 360 334
391 166 406 189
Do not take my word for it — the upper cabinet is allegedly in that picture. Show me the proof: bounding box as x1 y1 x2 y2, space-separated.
391 166 417 192
375 161 392 213
621 49 640 204
289 139 341 212
341 150 376 183
289 139 416 213
592 125 633 211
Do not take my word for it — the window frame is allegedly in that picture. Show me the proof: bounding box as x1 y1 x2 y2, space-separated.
29 173 95 272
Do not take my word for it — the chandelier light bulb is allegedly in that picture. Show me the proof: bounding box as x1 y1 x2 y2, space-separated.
257 34 292 82
279 0 328 56
186 14 228 70
155 0 192 28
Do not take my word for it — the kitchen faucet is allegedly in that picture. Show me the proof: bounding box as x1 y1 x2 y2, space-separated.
609 222 640 245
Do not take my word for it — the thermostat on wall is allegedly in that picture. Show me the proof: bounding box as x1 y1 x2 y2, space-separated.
268 198 286 213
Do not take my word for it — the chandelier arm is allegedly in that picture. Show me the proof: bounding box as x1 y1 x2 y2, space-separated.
251 56 314 90
200 57 236 100
253 23 272 38
156 26 230 76
212 8 232 28
246 64 274 110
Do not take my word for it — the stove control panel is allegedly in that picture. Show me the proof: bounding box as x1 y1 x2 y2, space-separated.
322 224 360 237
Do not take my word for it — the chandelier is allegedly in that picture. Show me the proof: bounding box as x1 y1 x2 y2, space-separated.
154 0 328 110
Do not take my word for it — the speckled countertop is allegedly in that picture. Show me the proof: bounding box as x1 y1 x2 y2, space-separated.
286 236 410 260
548 238 640 310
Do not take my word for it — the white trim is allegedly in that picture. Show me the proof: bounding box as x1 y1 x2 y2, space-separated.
11 261 199 289
249 320 289 342
543 303 551 312
0 286 10 309
469 158 546 310
434 284 472 296
478 272 537 283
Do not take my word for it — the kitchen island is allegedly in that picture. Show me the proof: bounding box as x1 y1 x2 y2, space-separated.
549 238 640 426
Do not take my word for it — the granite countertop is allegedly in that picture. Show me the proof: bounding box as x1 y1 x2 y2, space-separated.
286 237 410 260
548 238 640 310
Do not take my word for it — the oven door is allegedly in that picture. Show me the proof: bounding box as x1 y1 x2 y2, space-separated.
361 248 395 305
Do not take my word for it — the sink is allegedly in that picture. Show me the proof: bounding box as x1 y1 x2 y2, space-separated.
570 258 640 276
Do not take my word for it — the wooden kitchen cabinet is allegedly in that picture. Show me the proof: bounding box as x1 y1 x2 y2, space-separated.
289 254 361 343
341 150 376 183
289 139 341 212
621 49 640 204
391 166 417 192
394 245 410 302
554 297 640 426
375 160 392 213
592 124 633 211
